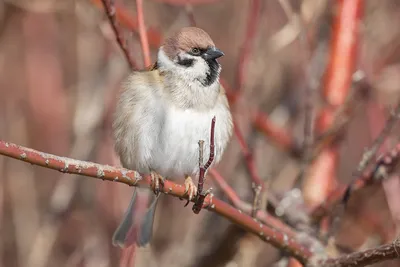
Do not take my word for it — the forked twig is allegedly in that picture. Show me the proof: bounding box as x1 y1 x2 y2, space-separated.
192 117 216 214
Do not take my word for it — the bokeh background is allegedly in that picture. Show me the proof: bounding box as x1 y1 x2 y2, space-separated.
0 0 400 266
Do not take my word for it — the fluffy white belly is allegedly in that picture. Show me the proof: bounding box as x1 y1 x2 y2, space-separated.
149 105 229 179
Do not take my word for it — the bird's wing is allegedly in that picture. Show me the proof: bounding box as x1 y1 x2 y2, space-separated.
112 69 164 170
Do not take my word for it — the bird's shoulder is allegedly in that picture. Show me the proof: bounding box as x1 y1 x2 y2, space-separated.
217 83 230 109
126 66 163 90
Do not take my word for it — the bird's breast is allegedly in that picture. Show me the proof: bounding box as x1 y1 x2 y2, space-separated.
150 104 230 179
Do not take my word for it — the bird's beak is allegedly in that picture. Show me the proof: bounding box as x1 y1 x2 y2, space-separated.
203 47 224 60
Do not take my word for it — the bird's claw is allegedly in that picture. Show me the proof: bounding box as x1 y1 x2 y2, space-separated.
150 171 164 196
184 176 198 202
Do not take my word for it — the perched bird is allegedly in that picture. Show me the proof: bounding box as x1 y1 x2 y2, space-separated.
112 27 233 247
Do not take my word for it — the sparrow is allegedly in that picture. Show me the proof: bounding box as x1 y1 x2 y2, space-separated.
111 27 233 248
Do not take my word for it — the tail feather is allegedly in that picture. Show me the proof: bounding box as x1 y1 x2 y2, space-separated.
112 189 138 247
136 194 160 246
112 188 160 248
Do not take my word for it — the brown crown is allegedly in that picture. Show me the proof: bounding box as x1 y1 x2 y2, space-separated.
163 27 215 59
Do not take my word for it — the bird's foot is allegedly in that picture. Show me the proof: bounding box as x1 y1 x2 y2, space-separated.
184 176 198 201
150 171 164 196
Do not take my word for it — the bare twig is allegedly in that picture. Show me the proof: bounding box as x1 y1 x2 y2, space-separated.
355 101 400 175
314 237 400 267
310 143 400 220
233 122 263 186
100 0 137 70
235 0 260 95
193 117 216 214
251 183 262 217
210 169 295 235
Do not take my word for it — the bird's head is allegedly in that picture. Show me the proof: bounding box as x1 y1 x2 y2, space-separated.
157 27 224 87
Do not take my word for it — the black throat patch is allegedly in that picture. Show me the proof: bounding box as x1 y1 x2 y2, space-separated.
202 59 220 87
176 53 220 87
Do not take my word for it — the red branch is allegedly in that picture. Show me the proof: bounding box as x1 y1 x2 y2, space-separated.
304 0 364 208
233 121 263 186
235 0 261 94
310 143 400 220
193 117 216 213
322 0 363 107
210 169 297 236
100 0 137 70
0 140 312 265
92 0 162 48
135 0 152 67
253 111 298 156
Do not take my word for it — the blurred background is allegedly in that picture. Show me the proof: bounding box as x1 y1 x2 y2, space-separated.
0 0 400 266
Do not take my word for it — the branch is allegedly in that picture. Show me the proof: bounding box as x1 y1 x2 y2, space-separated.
100 0 137 70
355 101 400 175
210 169 296 235
135 0 152 67
192 117 216 213
314 237 400 267
233 122 263 187
322 0 363 107
253 110 299 156
310 143 400 220
92 0 162 48
0 140 312 265
234 0 260 95
304 0 364 211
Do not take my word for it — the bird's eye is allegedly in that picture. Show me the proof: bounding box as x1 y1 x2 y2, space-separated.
191 47 201 55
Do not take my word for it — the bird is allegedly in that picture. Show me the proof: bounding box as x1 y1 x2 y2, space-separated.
111 27 233 248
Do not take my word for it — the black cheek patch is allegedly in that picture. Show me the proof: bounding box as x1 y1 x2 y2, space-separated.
177 57 194 67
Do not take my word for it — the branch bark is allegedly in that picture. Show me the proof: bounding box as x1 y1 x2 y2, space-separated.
0 140 312 265
313 237 400 267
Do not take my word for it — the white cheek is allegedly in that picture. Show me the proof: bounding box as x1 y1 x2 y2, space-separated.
181 56 209 80
158 49 210 82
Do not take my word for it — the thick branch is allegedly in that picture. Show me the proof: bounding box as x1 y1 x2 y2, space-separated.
0 140 312 265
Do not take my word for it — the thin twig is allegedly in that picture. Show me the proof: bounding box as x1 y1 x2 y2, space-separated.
193 117 216 214
233 122 266 216
355 101 400 175
235 0 261 94
251 183 262 217
313 237 400 267
100 0 137 70
233 122 263 186
310 143 400 220
0 140 312 264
